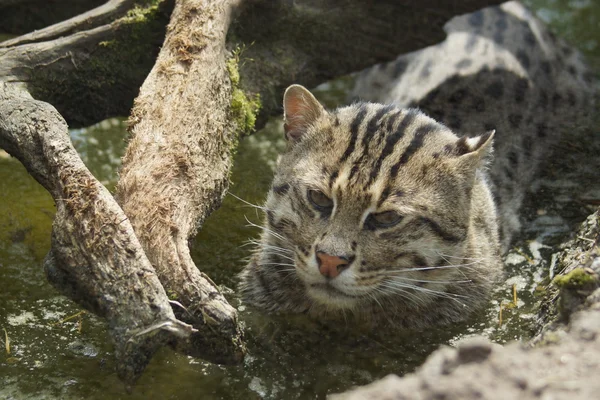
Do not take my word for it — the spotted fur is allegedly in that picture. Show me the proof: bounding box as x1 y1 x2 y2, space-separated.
351 1 595 248
239 1 595 329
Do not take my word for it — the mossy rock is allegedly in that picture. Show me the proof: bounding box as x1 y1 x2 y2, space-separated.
553 268 599 290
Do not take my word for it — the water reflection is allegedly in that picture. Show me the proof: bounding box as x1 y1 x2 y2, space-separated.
69 118 128 191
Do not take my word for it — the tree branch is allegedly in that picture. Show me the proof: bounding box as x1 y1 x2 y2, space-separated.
116 0 246 362
0 0 173 127
0 0 105 35
0 0 136 47
0 84 195 385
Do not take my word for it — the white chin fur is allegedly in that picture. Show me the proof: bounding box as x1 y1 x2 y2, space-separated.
306 284 358 309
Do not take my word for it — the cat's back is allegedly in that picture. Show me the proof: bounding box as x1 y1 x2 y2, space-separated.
351 1 596 247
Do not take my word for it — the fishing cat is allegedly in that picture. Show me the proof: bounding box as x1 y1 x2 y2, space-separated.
239 1 594 329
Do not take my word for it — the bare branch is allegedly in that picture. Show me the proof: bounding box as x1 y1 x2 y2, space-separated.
0 0 136 48
0 83 195 385
117 0 246 362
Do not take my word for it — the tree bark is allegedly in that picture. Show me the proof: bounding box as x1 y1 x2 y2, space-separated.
0 84 196 385
116 0 247 362
0 0 246 384
0 0 503 128
0 0 503 385
0 0 136 47
0 0 174 127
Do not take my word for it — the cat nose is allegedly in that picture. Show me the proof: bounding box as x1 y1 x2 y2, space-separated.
316 251 349 278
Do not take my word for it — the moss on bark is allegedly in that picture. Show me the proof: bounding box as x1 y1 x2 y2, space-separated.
28 0 173 127
226 53 261 137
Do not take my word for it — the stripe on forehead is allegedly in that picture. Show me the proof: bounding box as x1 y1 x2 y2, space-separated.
377 122 440 206
348 104 397 182
338 104 369 164
389 123 438 179
367 109 420 186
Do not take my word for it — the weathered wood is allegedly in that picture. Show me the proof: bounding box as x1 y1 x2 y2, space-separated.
0 0 173 127
0 0 104 34
0 0 135 47
0 0 502 128
0 84 195 385
116 0 246 361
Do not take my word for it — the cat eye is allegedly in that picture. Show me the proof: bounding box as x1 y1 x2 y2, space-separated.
307 189 333 210
366 211 403 229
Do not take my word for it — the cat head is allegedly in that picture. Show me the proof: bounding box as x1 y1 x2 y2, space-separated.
261 84 495 311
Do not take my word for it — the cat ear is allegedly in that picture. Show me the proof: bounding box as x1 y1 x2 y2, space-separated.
454 130 495 169
283 84 326 142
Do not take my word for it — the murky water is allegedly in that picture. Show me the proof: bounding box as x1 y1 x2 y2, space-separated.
1 1 599 399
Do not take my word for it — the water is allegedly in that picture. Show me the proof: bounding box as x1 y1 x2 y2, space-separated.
1 1 599 398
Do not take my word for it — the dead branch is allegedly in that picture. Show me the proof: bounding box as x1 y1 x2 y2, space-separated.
116 0 246 361
0 0 173 127
0 84 195 385
0 0 105 35
0 0 136 47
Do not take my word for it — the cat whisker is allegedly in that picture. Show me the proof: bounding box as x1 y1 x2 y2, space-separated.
243 241 296 261
278 268 298 276
364 290 397 325
434 252 488 262
261 254 296 263
431 252 485 267
384 275 472 284
253 241 295 255
436 255 482 280
244 216 289 242
414 246 488 262
381 280 467 302
260 249 296 261
384 262 480 273
256 262 296 267
374 284 426 307
228 192 271 213
271 267 298 280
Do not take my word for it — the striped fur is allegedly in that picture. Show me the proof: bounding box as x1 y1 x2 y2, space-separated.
239 2 595 329
239 88 502 329
351 1 595 248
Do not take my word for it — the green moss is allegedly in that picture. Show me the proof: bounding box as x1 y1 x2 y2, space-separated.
553 268 598 289
230 89 261 135
28 0 171 127
226 51 261 136
534 284 547 297
98 40 116 47
123 1 161 23
536 331 562 347
226 57 240 87
166 289 178 301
